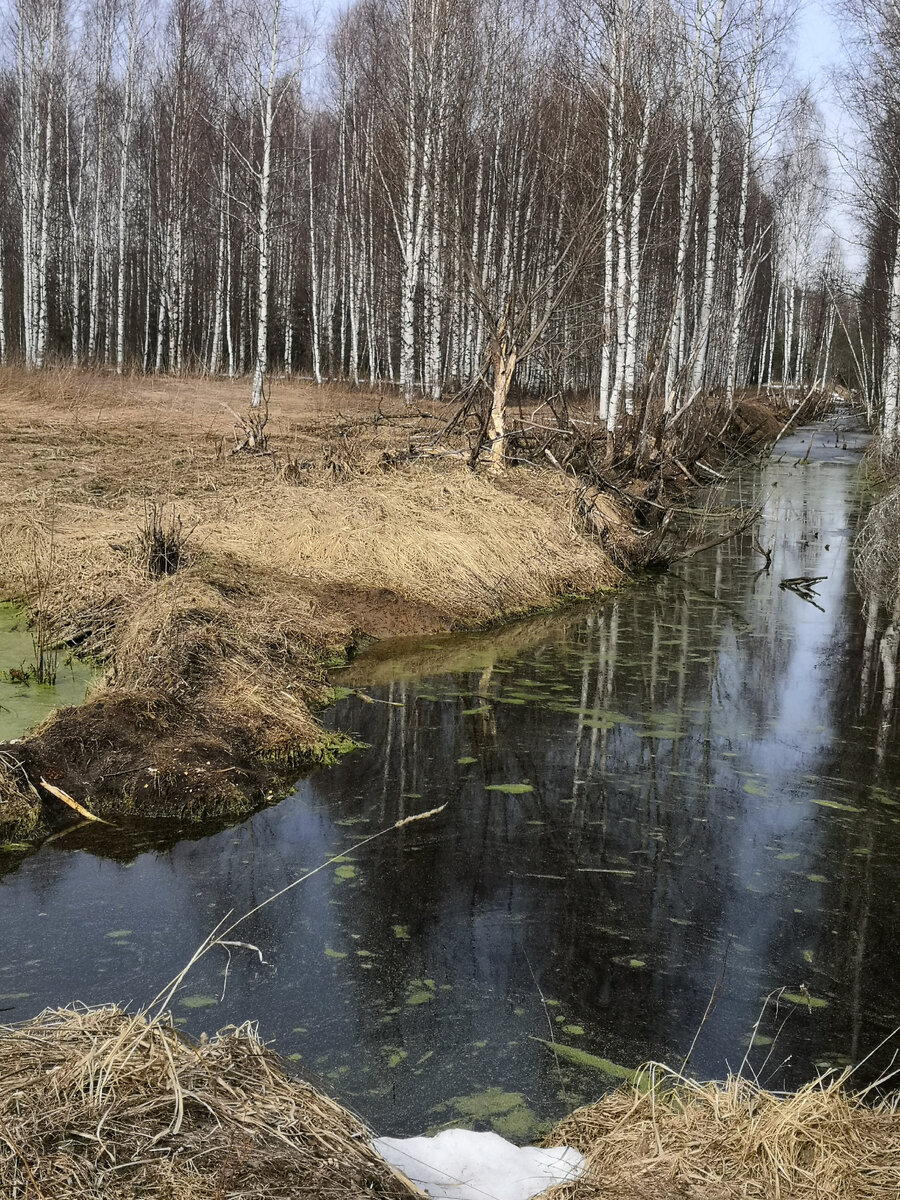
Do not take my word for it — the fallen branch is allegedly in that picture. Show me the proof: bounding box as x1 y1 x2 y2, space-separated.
39 778 111 825
780 575 827 610
664 505 762 565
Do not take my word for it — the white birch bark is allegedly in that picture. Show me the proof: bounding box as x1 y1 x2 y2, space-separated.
688 0 726 400
307 128 322 385
249 0 281 409
725 0 762 408
116 3 137 374
883 221 900 438
209 116 228 375
598 102 616 425
623 91 650 416
88 7 113 362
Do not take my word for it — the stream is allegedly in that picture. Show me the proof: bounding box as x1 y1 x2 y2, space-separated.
2 415 899 1141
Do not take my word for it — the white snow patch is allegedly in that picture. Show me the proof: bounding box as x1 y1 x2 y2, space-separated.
373 1129 585 1200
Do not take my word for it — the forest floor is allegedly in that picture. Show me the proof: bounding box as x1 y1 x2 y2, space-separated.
0 366 789 842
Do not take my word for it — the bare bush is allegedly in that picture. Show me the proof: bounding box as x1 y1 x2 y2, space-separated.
138 503 189 578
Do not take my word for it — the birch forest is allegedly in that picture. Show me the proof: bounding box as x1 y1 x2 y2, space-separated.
4 0 845 433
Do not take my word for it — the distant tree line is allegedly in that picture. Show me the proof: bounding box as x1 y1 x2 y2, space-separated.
3 0 844 430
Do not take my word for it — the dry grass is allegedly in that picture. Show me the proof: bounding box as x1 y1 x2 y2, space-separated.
0 1005 426 1200
855 489 900 607
284 468 617 618
855 432 900 608
540 1066 900 1200
0 752 41 841
6 1007 894 1200
0 367 800 834
0 367 621 831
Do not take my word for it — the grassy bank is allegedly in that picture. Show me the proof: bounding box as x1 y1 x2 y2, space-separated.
541 1067 900 1199
0 368 794 841
2 1005 896 1200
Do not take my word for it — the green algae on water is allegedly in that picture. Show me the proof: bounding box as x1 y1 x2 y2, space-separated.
429 1087 540 1141
779 991 829 1009
810 799 861 813
612 955 646 969
742 779 768 797
532 1039 638 1083
406 978 436 1006
0 605 97 742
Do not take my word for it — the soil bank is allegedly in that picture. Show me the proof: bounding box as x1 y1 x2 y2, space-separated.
0 368 793 842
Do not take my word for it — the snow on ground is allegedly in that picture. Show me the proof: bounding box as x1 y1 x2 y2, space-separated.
373 1129 585 1200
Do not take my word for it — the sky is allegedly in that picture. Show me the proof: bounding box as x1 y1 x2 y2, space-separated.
792 0 863 271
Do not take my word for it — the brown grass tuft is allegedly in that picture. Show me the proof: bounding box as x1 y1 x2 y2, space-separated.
540 1066 900 1200
0 1005 425 1200
0 752 43 841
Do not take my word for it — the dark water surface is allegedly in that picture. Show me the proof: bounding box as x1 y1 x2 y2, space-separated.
2 416 900 1139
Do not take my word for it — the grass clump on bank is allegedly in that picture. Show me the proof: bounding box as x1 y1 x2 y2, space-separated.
541 1064 900 1199
0 752 43 841
0 1005 425 1200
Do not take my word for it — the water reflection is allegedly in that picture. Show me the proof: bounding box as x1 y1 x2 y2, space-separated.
1 418 899 1139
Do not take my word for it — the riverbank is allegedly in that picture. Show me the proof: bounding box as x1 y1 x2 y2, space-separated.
545 1066 900 1199
0 368 798 842
2 1004 896 1200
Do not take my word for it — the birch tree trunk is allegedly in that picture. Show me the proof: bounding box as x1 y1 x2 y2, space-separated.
688 0 726 400
250 0 281 411
724 0 763 408
882 222 900 438
116 4 137 374
489 329 517 474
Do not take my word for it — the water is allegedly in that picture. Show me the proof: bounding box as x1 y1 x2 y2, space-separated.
0 605 95 743
1 416 899 1141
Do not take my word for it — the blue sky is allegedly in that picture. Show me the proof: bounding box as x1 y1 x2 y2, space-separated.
792 0 862 269
794 0 844 77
